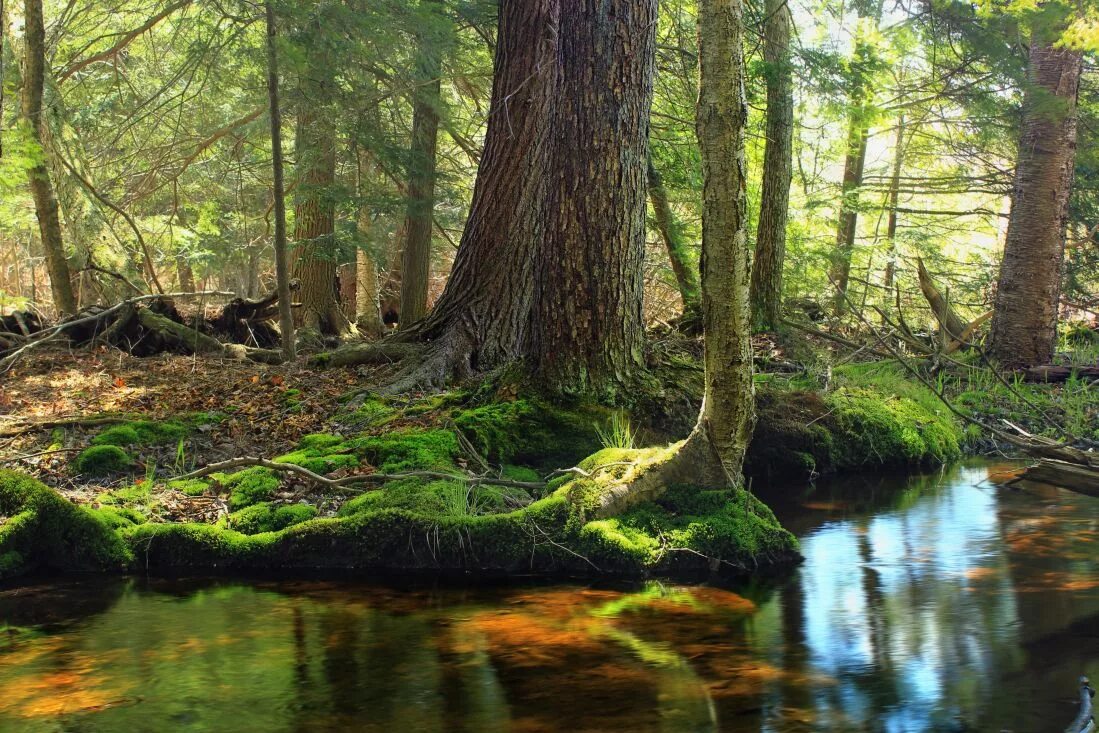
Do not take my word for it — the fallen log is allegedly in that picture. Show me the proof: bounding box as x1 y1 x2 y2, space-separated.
134 309 283 363
1023 365 1099 383
1012 459 1099 499
1065 676 1095 733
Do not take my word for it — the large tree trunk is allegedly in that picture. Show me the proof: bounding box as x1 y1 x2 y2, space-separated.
390 0 559 382
290 49 345 336
528 0 656 399
989 31 1082 368
749 0 794 332
22 0 76 316
265 0 296 360
647 158 700 317
398 10 444 329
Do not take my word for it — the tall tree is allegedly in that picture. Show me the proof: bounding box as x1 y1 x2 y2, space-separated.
829 0 882 315
398 1 446 329
22 0 76 315
989 16 1083 367
648 158 700 317
265 0 295 360
528 0 657 398
749 0 795 331
290 14 345 336
881 113 906 289
390 0 559 383
355 150 385 339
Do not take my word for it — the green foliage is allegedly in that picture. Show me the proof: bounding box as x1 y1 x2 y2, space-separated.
595 412 637 450
74 445 134 476
452 399 602 467
0 469 131 580
168 478 211 497
89 506 147 530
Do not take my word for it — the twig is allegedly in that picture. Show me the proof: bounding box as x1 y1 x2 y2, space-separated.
0 447 82 464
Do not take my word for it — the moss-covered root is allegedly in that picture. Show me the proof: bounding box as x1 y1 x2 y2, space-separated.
0 469 131 580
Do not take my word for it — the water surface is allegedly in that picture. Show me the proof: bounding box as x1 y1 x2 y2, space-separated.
1 462 1097 732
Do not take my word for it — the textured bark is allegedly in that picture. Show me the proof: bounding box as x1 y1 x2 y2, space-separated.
647 158 700 316
749 0 794 332
398 11 444 329
354 150 384 339
528 0 656 398
989 32 1082 368
290 42 345 336
265 0 295 359
392 0 559 380
882 113 906 289
22 0 76 316
688 0 755 487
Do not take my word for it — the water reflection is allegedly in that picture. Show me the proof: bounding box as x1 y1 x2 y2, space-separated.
0 462 1096 732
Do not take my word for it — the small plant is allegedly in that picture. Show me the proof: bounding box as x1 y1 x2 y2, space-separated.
438 480 485 517
596 412 636 450
173 438 189 473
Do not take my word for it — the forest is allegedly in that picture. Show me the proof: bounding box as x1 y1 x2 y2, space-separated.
0 0 1098 730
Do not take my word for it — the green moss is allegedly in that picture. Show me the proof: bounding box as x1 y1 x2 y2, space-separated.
0 469 131 580
215 467 280 510
452 399 604 467
352 428 461 473
74 445 133 476
501 465 541 483
167 478 210 497
226 502 318 535
273 434 360 474
96 483 152 507
89 506 147 530
91 420 188 447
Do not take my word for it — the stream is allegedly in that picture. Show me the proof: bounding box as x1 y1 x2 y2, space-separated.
1 461 1097 732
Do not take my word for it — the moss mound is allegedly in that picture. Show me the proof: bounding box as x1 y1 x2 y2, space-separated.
74 445 133 476
274 433 359 473
0 470 131 580
212 467 280 510
352 428 461 473
225 502 318 535
452 398 605 467
91 420 189 448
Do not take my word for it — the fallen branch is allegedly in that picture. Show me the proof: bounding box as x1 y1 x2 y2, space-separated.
1065 676 1095 733
0 414 136 438
172 456 547 492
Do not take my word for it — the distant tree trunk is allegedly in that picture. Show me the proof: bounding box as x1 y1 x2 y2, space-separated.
528 0 656 399
749 0 794 332
828 6 879 315
265 0 295 360
390 0 558 383
22 0 76 316
398 5 445 329
355 150 384 339
290 46 345 336
647 158 700 317
882 113 906 289
989 30 1082 368
175 255 196 292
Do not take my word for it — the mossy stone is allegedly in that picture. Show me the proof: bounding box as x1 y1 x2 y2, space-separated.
92 420 188 447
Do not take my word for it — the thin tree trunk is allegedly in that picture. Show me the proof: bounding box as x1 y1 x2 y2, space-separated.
389 0 559 383
528 0 656 399
749 0 794 332
828 7 880 315
689 0 755 486
989 30 1083 368
265 0 295 360
882 113 906 289
22 0 76 316
647 158 700 316
398 4 445 329
290 32 345 336
355 150 384 339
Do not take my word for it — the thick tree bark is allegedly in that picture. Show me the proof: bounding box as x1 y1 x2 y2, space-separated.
989 32 1082 368
22 0 76 316
290 45 345 336
749 0 794 332
647 158 700 316
528 0 656 399
882 113 906 289
391 0 559 380
265 0 295 360
398 10 444 329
